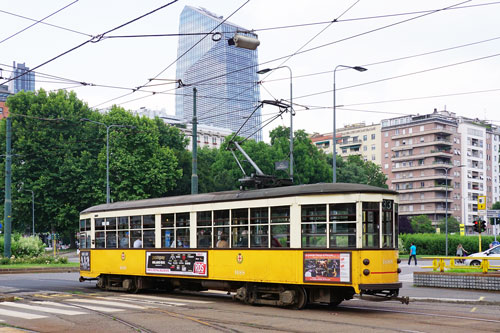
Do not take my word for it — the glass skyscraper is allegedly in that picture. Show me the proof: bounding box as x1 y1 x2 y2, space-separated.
8 62 35 94
175 6 262 142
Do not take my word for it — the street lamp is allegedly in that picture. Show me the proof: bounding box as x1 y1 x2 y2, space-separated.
257 66 294 182
81 119 135 204
332 65 367 183
436 164 465 256
24 189 34 236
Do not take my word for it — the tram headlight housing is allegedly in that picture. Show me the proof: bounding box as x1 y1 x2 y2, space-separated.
363 259 370 265
363 269 370 276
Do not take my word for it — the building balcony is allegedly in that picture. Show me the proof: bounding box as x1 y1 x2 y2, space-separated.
391 127 454 140
399 197 448 204
396 185 451 193
391 151 453 162
391 174 449 183
399 208 448 216
392 162 451 172
391 140 452 151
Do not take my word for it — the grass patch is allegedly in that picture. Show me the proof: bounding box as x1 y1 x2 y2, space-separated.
446 268 483 273
0 262 79 269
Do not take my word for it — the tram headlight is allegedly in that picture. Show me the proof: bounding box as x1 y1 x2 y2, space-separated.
397 268 402 274
363 269 370 276
397 258 401 264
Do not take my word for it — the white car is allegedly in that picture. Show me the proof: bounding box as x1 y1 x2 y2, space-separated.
464 244 500 266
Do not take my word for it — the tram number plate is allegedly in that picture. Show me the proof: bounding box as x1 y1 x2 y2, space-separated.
146 251 208 277
80 251 91 271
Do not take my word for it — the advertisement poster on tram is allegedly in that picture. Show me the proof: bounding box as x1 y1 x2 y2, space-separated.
303 252 351 283
146 251 208 277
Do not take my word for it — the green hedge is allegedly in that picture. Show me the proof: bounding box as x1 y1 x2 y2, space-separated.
400 233 497 256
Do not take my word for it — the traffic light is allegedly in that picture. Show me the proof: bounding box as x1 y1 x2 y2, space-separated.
480 220 487 232
473 220 480 232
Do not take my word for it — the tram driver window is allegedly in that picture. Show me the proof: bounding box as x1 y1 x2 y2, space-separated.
363 202 380 248
382 200 394 248
329 203 356 248
301 205 327 248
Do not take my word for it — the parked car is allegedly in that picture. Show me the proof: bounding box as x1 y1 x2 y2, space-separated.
464 244 500 266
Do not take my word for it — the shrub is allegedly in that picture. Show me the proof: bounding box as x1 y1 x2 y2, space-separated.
0 234 45 258
0 255 68 265
400 233 496 255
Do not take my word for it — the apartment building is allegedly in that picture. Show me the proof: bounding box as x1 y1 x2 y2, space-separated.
381 109 500 234
310 123 382 166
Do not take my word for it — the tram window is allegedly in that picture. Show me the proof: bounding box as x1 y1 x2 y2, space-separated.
118 216 128 229
382 200 394 248
394 204 399 248
214 210 229 225
232 226 249 248
250 207 268 224
106 231 117 248
106 217 117 230
161 229 173 247
161 214 174 228
329 203 356 221
143 230 155 248
175 228 189 247
176 213 190 227
79 219 86 231
232 209 248 225
197 228 211 248
330 223 356 248
118 230 129 248
250 225 268 248
301 205 327 222
301 223 327 248
95 231 105 248
271 225 290 248
214 227 229 247
271 206 290 223
131 230 142 248
79 233 87 248
85 219 91 230
95 218 105 231
362 202 380 248
197 211 212 226
130 216 142 229
143 215 155 229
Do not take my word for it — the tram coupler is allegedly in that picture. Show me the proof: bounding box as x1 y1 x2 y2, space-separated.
79 276 98 282
358 294 410 305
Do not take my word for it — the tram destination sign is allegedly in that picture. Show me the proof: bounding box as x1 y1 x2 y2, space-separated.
146 251 208 277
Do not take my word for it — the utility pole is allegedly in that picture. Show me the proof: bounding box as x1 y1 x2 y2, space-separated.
3 117 12 258
191 87 198 195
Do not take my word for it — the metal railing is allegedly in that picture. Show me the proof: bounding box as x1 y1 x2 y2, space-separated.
422 256 500 273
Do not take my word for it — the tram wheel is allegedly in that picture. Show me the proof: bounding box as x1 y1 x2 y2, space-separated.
128 277 141 294
328 299 343 308
290 286 307 310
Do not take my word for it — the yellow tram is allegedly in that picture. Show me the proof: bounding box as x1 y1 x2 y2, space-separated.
79 183 405 309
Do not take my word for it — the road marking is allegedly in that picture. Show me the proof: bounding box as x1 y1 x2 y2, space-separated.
33 301 84 308
1 302 86 315
69 298 146 309
0 307 47 320
479 296 484 301
471 307 477 312
118 294 212 304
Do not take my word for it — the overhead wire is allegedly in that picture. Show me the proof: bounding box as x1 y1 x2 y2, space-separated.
1 0 180 87
0 0 80 45
0 8 92 38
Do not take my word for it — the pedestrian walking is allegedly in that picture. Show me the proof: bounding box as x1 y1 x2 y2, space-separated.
408 242 417 265
456 243 468 264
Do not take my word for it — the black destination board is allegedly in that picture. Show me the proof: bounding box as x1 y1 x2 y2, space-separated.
146 251 208 277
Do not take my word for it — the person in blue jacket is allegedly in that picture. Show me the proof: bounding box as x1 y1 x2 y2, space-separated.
408 242 417 265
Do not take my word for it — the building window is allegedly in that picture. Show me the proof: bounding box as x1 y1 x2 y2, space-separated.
372 155 376 161
363 135 367 141
371 134 376 140
384 132 388 137
420 125 425 132
384 142 389 148
371 144 376 150
363 146 367 151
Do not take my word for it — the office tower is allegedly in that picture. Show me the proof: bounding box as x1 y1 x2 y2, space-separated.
8 62 35 94
175 6 262 141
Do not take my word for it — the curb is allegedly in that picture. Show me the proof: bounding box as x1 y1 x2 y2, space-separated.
409 296 500 306
0 267 79 274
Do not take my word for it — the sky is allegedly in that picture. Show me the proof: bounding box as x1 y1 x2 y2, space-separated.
1 0 500 142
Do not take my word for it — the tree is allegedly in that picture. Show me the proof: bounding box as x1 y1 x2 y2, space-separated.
2 91 185 243
410 215 435 233
398 216 413 234
336 155 387 188
437 216 460 233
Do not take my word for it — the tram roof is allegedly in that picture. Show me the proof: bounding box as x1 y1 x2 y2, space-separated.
81 183 397 214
